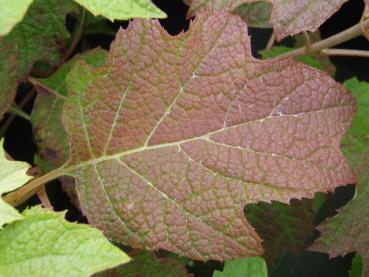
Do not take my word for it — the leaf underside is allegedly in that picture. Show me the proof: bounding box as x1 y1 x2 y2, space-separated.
184 0 347 40
60 12 355 261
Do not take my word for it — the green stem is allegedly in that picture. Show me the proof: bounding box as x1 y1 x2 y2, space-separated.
63 8 86 61
9 105 31 121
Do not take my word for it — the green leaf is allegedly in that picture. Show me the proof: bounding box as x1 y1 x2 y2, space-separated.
31 48 107 173
259 46 323 70
0 0 76 119
97 252 188 277
0 0 34 36
310 78 369 276
213 257 267 277
350 254 363 277
73 0 166 21
0 206 130 277
0 139 32 228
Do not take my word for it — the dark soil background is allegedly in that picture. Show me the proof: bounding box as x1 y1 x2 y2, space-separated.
2 0 368 276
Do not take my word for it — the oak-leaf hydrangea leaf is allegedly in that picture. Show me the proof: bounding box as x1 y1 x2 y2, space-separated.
310 78 369 276
59 12 355 261
184 0 347 40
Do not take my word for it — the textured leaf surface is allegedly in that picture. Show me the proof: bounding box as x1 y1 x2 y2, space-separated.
213 257 267 276
0 0 75 119
245 198 316 263
0 206 130 277
31 48 107 173
185 0 347 40
73 0 166 21
61 12 355 261
97 252 189 277
0 139 32 228
310 78 369 276
0 0 33 36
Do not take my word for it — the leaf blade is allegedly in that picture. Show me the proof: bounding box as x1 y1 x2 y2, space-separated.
60 12 355 260
73 0 166 21
0 206 130 277
0 139 32 228
0 0 34 36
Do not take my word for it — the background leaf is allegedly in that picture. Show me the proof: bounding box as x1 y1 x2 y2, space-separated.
184 0 347 40
73 0 166 21
97 251 189 277
0 206 130 277
0 0 34 36
310 78 369 276
0 0 76 119
31 48 107 173
213 257 267 277
0 139 32 228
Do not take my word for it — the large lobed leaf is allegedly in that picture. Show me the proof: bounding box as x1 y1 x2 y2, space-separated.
184 0 347 40
0 0 76 119
57 12 355 261
310 78 369 276
0 206 130 277
0 139 32 228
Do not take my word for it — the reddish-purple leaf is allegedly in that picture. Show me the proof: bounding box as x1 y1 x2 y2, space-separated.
185 0 347 40
60 12 355 261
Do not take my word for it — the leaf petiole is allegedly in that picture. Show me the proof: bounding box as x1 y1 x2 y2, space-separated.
4 168 64 207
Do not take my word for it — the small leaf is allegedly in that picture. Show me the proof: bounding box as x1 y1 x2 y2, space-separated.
97 252 189 277
0 0 76 119
213 257 267 277
0 139 32 228
350 254 363 277
185 0 347 40
0 0 34 36
259 46 324 70
0 206 130 277
56 12 355 260
73 0 166 21
310 78 369 276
